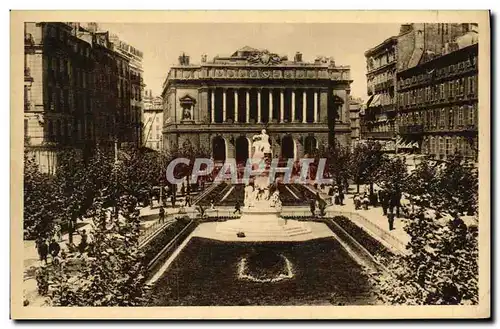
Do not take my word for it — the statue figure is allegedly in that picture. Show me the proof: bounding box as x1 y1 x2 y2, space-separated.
244 184 255 208
251 129 272 161
183 108 191 120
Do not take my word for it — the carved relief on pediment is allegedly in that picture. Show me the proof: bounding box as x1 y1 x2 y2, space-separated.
239 69 248 78
273 70 282 78
296 70 305 78
227 69 235 78
261 70 271 79
216 69 225 77
307 70 316 78
249 70 259 78
284 70 294 79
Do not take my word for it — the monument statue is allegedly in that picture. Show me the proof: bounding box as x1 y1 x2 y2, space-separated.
251 129 271 162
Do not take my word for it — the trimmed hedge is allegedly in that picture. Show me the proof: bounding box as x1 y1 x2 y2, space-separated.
332 216 394 265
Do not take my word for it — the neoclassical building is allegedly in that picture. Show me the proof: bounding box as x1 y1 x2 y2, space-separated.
161 47 353 164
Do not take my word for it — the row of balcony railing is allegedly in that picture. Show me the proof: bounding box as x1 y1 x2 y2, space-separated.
398 56 478 90
399 91 478 110
398 123 477 135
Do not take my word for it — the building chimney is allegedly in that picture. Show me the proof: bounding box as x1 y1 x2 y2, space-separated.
179 53 190 65
294 52 303 62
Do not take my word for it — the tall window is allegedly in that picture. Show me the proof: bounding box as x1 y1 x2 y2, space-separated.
440 109 446 128
445 138 452 155
468 105 476 125
458 106 464 126
24 119 28 139
439 137 445 156
448 108 454 128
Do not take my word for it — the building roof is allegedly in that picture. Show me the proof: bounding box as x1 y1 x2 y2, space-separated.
232 46 259 56
364 36 398 57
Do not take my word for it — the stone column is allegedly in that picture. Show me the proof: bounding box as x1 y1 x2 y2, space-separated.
257 89 262 123
210 89 215 123
314 90 318 123
222 89 227 123
302 89 307 123
245 89 250 123
291 89 296 122
234 89 239 123
280 89 284 123
269 89 273 123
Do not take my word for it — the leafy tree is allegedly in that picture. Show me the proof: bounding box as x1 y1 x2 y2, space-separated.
372 208 478 305
23 153 60 240
403 155 478 216
319 141 352 188
42 194 150 306
350 141 385 194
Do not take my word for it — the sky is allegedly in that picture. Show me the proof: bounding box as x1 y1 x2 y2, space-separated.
100 23 401 101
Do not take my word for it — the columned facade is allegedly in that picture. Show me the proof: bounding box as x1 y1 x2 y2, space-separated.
162 48 353 161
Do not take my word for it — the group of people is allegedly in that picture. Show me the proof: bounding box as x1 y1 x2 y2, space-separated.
35 227 92 265
352 186 402 231
309 192 328 217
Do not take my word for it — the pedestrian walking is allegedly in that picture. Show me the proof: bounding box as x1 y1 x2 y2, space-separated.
210 199 215 210
159 206 165 224
389 189 402 217
379 189 389 215
53 223 62 242
180 183 186 197
171 194 176 208
338 187 345 206
353 194 361 210
48 239 61 260
184 195 191 207
36 238 48 264
233 200 241 215
362 193 370 210
309 199 316 217
387 209 395 231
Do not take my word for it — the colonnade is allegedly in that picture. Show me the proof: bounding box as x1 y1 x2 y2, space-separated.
208 88 320 124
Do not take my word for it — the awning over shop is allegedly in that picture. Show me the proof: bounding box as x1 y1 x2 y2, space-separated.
396 136 419 149
368 94 381 107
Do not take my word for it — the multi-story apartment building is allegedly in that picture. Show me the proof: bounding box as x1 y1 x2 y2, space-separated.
361 36 398 151
396 24 478 161
110 34 145 148
142 90 163 151
24 22 136 173
348 96 362 147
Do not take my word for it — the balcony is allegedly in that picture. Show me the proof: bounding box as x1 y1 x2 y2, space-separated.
399 124 424 135
24 68 33 82
362 131 395 140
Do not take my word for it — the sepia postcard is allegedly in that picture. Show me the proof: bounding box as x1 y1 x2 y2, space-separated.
10 10 491 319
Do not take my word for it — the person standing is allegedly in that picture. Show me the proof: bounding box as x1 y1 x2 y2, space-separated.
387 208 395 231
233 200 241 215
338 186 345 206
310 199 316 217
79 229 88 253
36 238 48 264
48 239 61 260
53 223 62 242
379 189 389 215
184 195 191 207
159 206 165 224
389 189 401 218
